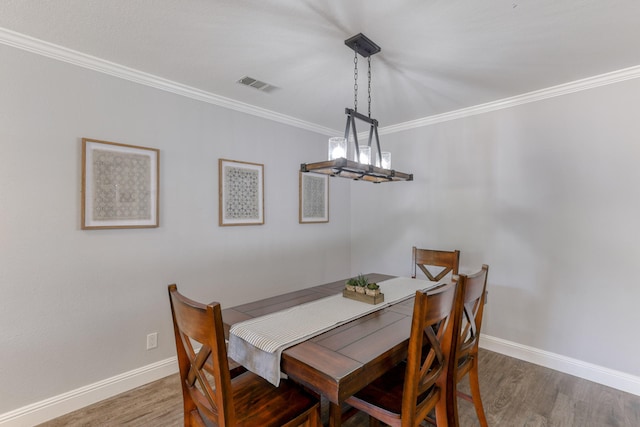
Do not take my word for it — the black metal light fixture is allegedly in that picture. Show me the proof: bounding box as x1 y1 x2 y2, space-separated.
301 33 413 183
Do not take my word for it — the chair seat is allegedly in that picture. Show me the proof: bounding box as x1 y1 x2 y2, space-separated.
231 371 319 427
347 362 440 424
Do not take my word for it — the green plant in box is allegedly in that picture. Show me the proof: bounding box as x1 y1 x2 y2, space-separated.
345 277 357 292
354 274 368 293
365 282 380 296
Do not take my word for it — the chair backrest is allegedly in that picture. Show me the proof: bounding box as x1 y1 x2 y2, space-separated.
401 281 462 426
455 265 489 374
168 284 234 425
412 247 460 281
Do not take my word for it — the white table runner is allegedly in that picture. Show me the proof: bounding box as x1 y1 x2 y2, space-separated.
228 277 440 386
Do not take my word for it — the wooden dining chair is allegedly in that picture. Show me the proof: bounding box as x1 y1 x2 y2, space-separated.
344 281 462 427
448 265 490 427
411 247 460 282
168 284 321 427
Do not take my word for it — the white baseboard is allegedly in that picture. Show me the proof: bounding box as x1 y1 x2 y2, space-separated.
3 337 640 426
0 357 178 427
480 335 640 396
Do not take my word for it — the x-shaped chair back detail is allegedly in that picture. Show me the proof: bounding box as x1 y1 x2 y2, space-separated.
449 265 490 427
412 247 460 282
457 265 488 360
401 281 462 426
168 285 321 427
168 284 234 425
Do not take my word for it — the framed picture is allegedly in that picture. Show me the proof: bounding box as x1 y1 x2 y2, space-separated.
219 159 264 226
299 172 329 223
82 138 159 230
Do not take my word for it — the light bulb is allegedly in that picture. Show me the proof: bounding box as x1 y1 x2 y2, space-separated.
381 152 391 169
359 146 371 165
328 137 347 160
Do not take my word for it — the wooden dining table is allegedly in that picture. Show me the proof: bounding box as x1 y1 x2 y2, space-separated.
221 273 431 427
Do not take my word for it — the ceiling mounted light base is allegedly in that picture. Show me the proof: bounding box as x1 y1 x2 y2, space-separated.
344 33 381 57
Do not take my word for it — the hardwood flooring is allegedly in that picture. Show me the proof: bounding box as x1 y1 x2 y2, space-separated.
38 349 640 426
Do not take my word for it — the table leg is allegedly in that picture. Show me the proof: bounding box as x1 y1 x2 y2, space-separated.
329 402 342 427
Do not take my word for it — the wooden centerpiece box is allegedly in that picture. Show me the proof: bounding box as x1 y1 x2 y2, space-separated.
343 274 384 305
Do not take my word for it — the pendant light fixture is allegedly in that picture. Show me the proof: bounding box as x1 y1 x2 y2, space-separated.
301 33 413 183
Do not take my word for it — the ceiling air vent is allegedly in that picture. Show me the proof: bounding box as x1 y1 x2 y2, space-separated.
237 76 271 91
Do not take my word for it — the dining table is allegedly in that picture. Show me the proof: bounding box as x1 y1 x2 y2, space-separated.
221 273 439 427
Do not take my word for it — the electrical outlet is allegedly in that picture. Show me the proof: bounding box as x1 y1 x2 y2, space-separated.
146 332 158 350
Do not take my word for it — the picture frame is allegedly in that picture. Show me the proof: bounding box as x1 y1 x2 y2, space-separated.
219 159 264 226
299 172 329 223
82 138 159 230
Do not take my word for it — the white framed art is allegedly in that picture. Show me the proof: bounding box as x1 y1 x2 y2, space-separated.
82 138 159 229
299 172 329 223
218 158 264 226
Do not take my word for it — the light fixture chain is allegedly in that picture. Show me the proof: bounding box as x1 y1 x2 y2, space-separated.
353 43 358 112
368 56 372 118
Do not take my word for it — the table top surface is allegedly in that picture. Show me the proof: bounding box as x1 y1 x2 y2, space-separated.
221 273 421 404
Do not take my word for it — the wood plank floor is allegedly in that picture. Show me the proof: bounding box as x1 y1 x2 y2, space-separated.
38 349 640 426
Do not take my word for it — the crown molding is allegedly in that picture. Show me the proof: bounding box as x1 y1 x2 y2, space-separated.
3 27 639 138
379 64 640 135
0 27 337 136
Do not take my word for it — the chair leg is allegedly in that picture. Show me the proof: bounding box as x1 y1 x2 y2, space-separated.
467 361 488 427
368 416 381 427
434 395 449 427
188 409 206 427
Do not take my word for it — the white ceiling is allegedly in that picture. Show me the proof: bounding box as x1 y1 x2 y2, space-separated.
2 0 640 133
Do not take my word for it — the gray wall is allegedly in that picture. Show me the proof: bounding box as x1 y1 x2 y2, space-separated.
350 78 640 376
0 44 352 412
